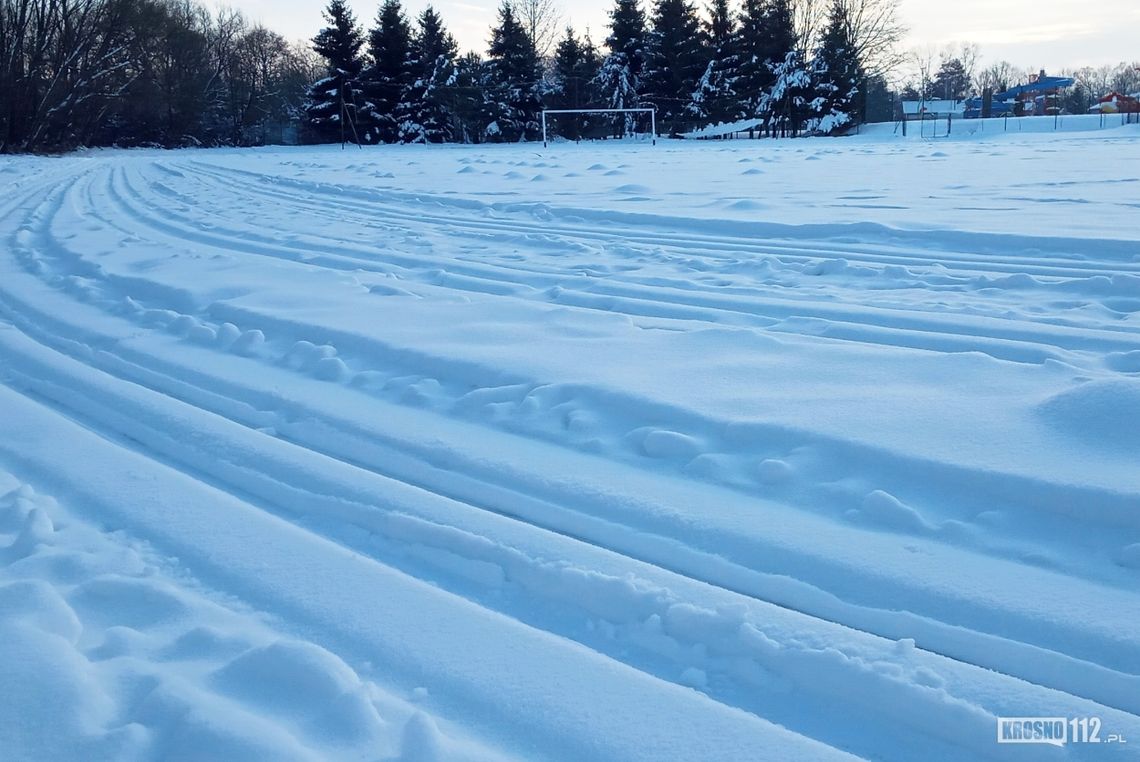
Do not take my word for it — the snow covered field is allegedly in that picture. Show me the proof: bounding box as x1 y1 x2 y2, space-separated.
2 126 1140 760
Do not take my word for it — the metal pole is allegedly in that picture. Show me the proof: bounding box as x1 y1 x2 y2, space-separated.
651 109 656 145
542 111 547 148
346 85 363 149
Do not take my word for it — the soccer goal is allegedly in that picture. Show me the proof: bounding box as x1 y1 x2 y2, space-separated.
541 108 657 147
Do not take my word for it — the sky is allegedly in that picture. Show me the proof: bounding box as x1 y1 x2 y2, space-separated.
228 0 1140 74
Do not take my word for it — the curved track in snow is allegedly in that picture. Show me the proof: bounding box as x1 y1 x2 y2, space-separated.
2 137 1139 760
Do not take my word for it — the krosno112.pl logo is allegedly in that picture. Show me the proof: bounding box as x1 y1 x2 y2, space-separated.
997 717 1127 746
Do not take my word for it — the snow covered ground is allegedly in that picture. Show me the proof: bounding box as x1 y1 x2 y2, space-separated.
2 125 1139 760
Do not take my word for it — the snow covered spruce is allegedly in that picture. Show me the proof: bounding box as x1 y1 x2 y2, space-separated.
302 0 870 145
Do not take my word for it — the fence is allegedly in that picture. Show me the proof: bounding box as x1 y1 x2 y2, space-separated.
877 111 1140 140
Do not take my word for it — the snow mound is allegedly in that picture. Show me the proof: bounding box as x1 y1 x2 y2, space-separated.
212 640 386 745
851 490 936 534
757 459 793 485
0 579 81 643
1106 350 1140 372
216 322 242 349
232 328 265 356
1037 379 1140 449
641 429 702 459
400 712 444 762
69 576 190 629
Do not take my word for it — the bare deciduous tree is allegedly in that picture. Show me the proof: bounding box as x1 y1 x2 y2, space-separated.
910 45 937 100
945 42 979 89
1 0 313 152
2 0 143 151
974 60 1019 95
793 0 825 55
840 0 906 76
510 0 561 58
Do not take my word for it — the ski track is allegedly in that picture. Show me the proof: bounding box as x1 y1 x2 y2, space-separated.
117 160 1140 371
2 139 1139 761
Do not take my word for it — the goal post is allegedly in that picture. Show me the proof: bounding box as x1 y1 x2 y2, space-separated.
541 108 657 147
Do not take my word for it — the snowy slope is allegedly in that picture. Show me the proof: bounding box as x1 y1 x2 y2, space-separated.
1 128 1139 760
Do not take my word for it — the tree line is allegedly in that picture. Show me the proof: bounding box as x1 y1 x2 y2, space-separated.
4 0 1134 154
1 0 908 152
903 44 1140 114
306 0 904 145
1 0 319 152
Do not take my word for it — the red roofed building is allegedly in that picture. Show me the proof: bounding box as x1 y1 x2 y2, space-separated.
1091 91 1140 114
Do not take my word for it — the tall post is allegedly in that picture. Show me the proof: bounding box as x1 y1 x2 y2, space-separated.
651 109 656 146
347 86 363 149
542 111 547 148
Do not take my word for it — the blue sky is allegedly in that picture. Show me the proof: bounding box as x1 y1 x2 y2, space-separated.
228 0 1139 71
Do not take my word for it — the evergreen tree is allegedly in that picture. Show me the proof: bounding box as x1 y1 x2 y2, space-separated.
606 0 649 82
932 56 971 101
594 0 648 135
862 74 893 123
303 0 365 143
414 7 459 71
594 54 637 113
396 6 459 143
550 26 601 139
641 0 704 130
810 0 860 134
483 1 542 141
736 0 796 127
1060 81 1092 117
704 0 735 57
553 27 584 104
447 52 488 143
581 32 603 76
769 48 811 136
358 0 412 143
689 0 742 124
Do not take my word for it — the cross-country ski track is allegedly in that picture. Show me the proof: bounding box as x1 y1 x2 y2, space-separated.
1 133 1139 760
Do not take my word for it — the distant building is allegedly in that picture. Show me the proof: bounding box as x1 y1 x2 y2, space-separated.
959 71 1075 119
963 96 1016 119
1090 91 1140 114
993 70 1075 116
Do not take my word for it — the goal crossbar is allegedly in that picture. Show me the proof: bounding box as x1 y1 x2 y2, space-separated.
541 108 657 147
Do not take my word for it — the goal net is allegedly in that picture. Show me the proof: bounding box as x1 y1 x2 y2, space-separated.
541 108 658 146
